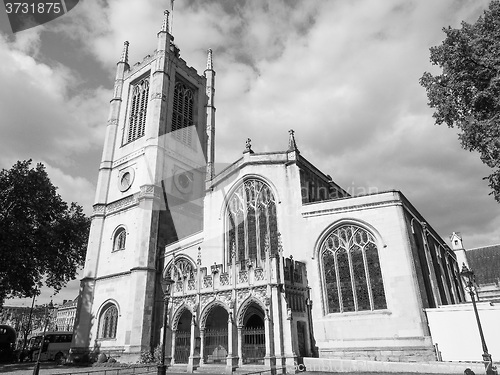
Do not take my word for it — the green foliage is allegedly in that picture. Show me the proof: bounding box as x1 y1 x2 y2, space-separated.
420 1 500 202
0 160 90 306
137 345 162 364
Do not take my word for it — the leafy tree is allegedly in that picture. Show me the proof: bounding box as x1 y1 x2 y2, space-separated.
0 160 90 306
420 1 500 202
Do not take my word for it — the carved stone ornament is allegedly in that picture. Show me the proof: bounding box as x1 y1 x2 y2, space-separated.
254 286 267 303
216 291 232 306
220 272 230 286
237 289 251 303
239 270 248 283
254 268 264 281
107 119 119 126
93 204 105 214
151 92 166 101
172 297 183 310
200 293 215 311
107 195 138 215
203 275 213 288
185 295 197 309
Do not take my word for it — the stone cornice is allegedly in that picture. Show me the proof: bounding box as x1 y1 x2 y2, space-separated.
302 199 402 218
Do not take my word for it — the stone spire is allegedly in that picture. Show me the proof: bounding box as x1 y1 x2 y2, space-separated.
288 129 298 152
119 41 129 65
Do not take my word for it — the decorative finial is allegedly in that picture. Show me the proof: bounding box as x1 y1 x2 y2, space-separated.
120 41 129 64
161 10 170 33
288 129 298 152
206 48 213 70
244 138 253 154
230 241 236 261
197 247 202 266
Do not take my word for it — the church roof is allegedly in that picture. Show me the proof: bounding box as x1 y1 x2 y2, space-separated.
467 244 500 285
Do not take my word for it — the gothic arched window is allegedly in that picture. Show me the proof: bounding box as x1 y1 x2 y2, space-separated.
99 304 118 339
166 257 196 282
226 179 278 264
172 82 194 147
127 77 149 143
113 228 126 252
321 225 386 314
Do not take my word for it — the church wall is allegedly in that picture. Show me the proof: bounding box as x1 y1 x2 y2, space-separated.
298 192 435 361
90 275 131 353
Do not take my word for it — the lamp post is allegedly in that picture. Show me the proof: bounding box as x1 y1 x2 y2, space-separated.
32 300 54 375
157 274 175 375
460 264 497 375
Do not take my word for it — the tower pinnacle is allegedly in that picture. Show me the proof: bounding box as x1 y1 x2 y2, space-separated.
160 10 169 33
206 48 213 71
120 41 129 65
288 129 298 152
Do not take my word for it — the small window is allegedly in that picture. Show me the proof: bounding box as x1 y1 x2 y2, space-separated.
99 304 118 339
113 228 126 252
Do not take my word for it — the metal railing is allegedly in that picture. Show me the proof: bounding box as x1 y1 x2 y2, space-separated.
54 365 158 375
240 367 287 375
204 328 228 363
242 327 265 364
174 330 190 364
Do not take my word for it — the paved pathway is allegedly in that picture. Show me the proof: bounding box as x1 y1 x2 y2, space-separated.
0 363 463 375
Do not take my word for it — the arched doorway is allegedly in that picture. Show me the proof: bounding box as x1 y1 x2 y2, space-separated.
174 310 192 364
204 305 228 364
242 304 265 364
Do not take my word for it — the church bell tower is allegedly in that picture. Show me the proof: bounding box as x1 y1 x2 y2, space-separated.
71 10 214 361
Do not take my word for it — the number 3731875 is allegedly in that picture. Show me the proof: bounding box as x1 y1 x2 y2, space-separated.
5 2 61 14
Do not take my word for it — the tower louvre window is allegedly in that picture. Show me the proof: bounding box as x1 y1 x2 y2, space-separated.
321 225 386 314
172 82 194 147
126 77 149 143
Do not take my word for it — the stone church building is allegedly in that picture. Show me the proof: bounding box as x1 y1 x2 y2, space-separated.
70 11 466 371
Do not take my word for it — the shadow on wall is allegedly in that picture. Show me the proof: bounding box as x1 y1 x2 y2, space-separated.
68 279 96 364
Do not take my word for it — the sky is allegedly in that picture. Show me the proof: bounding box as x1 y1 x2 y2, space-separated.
1 0 499 307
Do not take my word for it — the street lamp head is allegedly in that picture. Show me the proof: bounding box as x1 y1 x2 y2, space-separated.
161 275 175 297
460 263 476 291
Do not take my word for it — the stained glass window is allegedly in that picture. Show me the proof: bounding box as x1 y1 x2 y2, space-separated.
226 179 278 264
321 225 386 313
127 77 149 143
99 304 118 339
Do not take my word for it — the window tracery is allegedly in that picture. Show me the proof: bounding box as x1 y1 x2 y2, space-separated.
172 82 194 147
321 225 386 313
166 257 196 281
127 77 149 143
99 304 118 339
226 179 278 264
113 228 126 252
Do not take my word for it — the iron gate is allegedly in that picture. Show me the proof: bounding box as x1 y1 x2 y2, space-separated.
242 327 265 364
204 328 228 363
174 331 190 364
